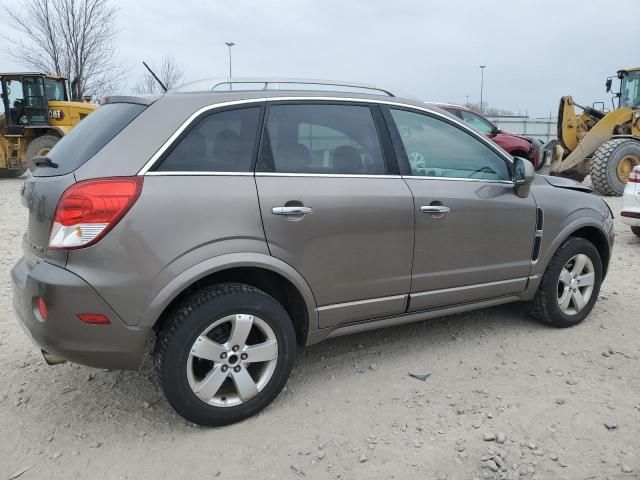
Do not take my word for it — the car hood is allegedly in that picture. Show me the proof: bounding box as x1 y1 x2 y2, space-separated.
542 175 593 193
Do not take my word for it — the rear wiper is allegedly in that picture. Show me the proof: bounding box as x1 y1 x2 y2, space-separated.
32 156 59 168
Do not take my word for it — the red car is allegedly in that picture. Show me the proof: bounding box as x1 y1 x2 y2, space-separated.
434 103 545 170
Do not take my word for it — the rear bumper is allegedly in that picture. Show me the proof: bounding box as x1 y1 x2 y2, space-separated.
11 257 150 370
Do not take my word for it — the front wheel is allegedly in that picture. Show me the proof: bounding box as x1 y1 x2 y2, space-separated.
632 226 640 237
528 237 603 327
154 283 297 426
591 138 640 196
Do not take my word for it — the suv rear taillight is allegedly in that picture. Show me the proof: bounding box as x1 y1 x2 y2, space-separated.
629 166 640 183
49 177 143 249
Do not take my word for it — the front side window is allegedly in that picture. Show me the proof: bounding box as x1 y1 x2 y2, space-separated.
258 104 386 174
156 107 261 172
390 108 510 181
459 110 495 134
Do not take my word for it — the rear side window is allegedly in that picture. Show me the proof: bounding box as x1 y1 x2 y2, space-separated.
258 104 386 175
39 103 145 177
154 107 261 172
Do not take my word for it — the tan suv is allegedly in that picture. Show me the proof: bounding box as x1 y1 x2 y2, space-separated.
12 79 614 426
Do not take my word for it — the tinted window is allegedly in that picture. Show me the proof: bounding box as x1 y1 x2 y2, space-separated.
459 110 494 134
38 102 146 177
390 109 510 181
156 107 261 172
259 104 386 174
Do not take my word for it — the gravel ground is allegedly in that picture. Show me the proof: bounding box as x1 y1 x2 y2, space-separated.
1 175 639 480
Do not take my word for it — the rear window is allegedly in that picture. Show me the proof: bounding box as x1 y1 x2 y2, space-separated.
35 102 146 177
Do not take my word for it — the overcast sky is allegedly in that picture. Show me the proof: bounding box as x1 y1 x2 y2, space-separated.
1 0 639 116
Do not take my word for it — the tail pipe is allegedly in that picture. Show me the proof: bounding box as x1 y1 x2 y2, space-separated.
41 350 66 365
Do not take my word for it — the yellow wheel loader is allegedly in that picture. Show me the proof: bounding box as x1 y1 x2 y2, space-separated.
0 72 97 178
550 67 640 196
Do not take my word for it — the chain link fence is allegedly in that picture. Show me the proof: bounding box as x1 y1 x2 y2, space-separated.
487 116 557 144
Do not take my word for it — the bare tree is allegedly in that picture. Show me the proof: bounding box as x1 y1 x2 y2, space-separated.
133 54 184 94
3 0 124 99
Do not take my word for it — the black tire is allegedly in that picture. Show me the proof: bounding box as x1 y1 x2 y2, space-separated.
632 226 640 237
0 167 28 178
528 237 603 328
154 283 297 427
591 138 640 196
26 135 59 172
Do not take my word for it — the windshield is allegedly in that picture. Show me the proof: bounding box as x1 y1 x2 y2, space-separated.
620 71 640 108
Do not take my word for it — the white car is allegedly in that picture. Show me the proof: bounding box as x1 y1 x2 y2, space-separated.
622 165 640 237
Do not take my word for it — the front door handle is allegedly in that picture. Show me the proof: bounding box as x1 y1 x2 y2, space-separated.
272 206 313 216
420 205 450 214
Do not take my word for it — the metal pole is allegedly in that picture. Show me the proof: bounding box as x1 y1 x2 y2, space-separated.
225 42 235 91
465 95 470 108
479 65 486 113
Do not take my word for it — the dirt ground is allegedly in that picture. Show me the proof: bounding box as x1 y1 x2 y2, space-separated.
1 175 639 480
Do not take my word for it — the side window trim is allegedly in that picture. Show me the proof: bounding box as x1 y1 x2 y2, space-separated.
381 105 514 181
256 100 395 176
140 101 266 175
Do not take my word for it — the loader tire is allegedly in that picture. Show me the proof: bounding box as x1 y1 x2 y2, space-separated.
27 135 60 172
590 138 640 196
0 167 28 178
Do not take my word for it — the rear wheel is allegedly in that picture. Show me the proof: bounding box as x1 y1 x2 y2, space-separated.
154 283 297 426
529 237 602 327
591 138 640 196
632 226 640 237
26 135 59 172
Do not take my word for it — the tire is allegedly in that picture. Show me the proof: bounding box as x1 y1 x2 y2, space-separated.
591 138 640 196
528 237 602 328
632 226 640 237
154 283 297 427
0 167 28 178
26 135 59 172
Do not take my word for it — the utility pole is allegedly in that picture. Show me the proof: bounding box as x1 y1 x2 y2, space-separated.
465 95 470 108
479 65 486 113
225 42 235 91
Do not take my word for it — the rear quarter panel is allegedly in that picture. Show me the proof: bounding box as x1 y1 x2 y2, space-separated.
65 175 269 326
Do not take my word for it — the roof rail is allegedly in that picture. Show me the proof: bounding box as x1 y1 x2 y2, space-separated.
170 77 395 97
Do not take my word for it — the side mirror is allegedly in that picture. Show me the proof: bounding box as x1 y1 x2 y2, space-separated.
606 78 613 93
513 157 535 198
492 126 501 135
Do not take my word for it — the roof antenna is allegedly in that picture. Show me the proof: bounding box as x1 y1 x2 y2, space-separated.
142 61 168 92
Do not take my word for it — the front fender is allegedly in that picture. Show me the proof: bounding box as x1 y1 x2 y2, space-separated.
138 253 318 332
528 210 610 290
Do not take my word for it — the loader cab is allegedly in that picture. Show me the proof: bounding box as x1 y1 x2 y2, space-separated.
618 69 640 109
0 73 68 134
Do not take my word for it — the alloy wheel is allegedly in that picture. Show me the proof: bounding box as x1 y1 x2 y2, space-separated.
186 314 278 407
556 254 595 315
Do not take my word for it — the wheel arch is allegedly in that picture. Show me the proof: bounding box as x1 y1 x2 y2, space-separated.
537 218 611 280
140 253 318 347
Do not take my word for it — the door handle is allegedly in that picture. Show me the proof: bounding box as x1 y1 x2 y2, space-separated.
272 206 313 216
420 205 450 214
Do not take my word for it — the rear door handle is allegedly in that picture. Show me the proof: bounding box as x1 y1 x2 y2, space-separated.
420 205 450 214
272 206 313 216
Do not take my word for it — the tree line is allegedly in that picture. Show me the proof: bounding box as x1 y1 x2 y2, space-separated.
3 0 183 99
